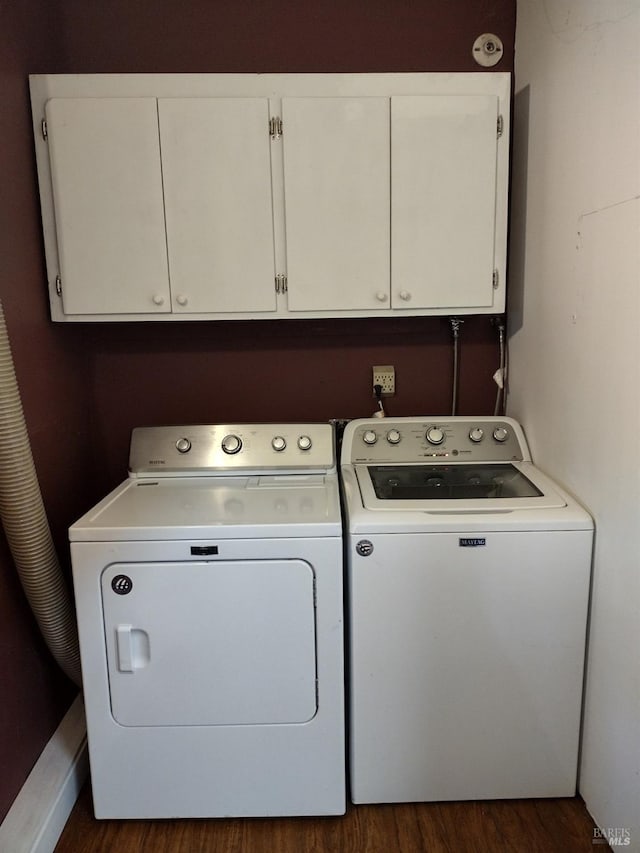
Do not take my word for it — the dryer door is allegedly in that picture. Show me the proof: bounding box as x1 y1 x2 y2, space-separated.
101 560 317 726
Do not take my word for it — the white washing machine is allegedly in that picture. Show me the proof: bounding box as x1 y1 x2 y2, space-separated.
340 416 593 804
70 423 345 818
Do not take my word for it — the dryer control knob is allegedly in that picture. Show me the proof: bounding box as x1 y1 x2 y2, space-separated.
386 429 401 445
271 436 287 452
221 434 242 454
363 430 378 445
426 426 445 445
493 427 509 442
175 437 191 453
297 435 312 451
469 427 484 443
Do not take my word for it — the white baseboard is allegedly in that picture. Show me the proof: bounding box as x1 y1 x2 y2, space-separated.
0 694 89 853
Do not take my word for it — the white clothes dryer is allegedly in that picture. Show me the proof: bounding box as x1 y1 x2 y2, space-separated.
70 423 345 819
340 416 593 804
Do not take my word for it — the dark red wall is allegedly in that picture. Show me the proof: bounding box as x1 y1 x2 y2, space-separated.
89 316 503 493
0 0 516 823
0 0 90 822
57 0 514 73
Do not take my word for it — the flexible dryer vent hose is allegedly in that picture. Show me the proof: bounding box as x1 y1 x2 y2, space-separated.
0 299 82 686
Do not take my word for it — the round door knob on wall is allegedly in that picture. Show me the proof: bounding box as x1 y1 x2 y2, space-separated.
493 427 509 442
221 434 242 454
297 435 312 451
426 427 445 445
363 430 378 445
152 293 165 306
271 436 287 452
175 437 191 453
175 294 189 307
376 292 388 302
386 429 401 445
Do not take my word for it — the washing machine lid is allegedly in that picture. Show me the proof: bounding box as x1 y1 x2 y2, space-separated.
70 473 342 541
353 461 568 512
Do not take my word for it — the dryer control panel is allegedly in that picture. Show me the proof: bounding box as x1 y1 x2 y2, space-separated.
342 417 530 465
129 423 335 475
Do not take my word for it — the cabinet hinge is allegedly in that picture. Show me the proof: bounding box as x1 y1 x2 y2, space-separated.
269 117 283 140
41 119 48 141
492 269 499 289
55 275 62 296
497 115 504 138
275 274 288 293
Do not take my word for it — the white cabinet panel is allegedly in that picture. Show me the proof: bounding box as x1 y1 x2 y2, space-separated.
46 98 170 315
159 98 276 314
391 95 498 310
282 97 390 312
32 75 510 321
102 560 317 727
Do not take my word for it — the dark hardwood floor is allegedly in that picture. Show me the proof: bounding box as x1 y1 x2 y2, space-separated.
55 784 603 853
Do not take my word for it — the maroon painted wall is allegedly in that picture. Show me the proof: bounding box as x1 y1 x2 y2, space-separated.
88 316 503 493
0 0 91 822
0 0 516 823
60 0 517 496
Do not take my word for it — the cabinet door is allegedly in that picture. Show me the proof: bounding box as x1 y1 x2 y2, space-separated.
282 97 390 312
159 98 276 314
391 95 498 310
46 98 170 315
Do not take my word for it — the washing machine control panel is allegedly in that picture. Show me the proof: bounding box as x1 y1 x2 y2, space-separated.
345 418 528 464
129 423 335 474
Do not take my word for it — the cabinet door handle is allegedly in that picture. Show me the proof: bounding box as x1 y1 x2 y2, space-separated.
375 291 388 302
152 293 165 306
399 290 412 301
176 294 189 307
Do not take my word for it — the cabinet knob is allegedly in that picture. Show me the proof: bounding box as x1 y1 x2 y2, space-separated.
176 294 189 307
152 293 165 306
399 290 412 301
376 291 388 303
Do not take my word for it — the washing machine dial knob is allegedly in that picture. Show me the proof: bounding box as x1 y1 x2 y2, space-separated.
493 427 509 443
469 428 484 443
363 430 378 445
386 429 401 445
221 434 242 455
297 435 312 451
271 436 286 452
175 437 192 453
426 426 445 445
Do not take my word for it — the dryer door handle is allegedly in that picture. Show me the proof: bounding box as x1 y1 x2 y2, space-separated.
115 625 150 672
116 624 134 672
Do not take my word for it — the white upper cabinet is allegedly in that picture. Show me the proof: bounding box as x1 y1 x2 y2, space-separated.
31 74 510 321
45 97 170 315
282 97 390 312
391 95 498 310
158 98 276 314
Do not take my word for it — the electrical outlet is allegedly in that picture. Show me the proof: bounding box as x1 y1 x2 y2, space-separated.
372 365 395 396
